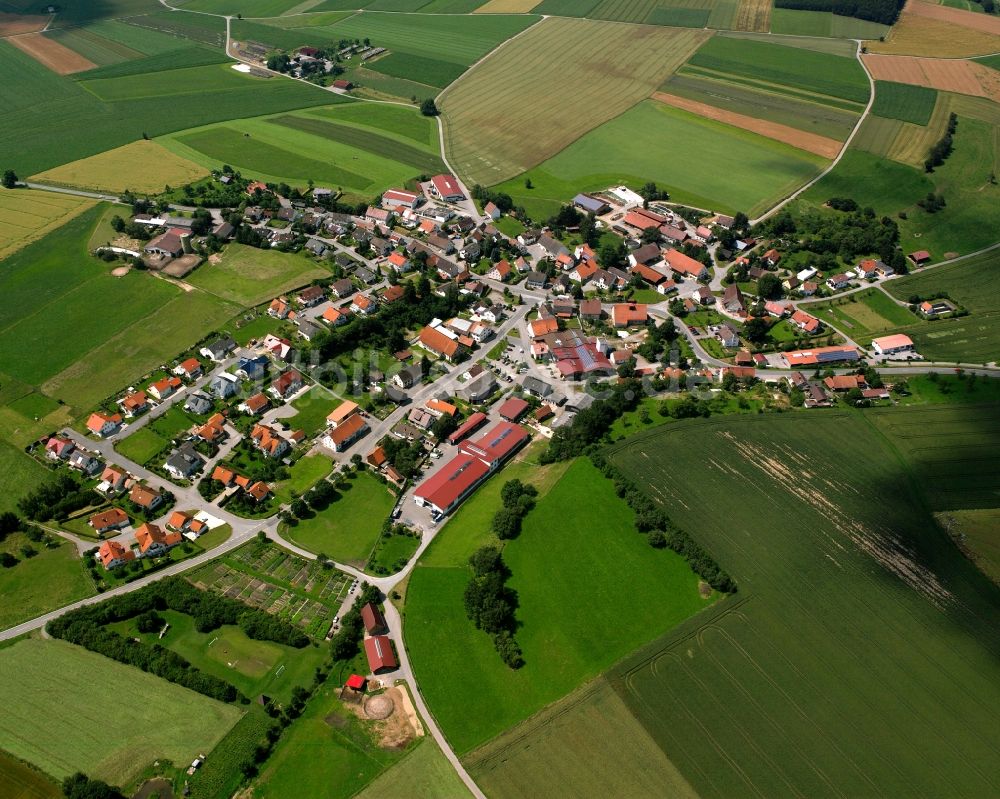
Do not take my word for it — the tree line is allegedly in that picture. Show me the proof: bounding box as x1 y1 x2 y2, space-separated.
773 0 903 25
925 113 957 173
18 473 96 523
464 545 523 669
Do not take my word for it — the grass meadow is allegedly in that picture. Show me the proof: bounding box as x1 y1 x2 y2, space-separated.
870 80 938 125
187 243 328 307
604 412 1000 799
440 17 708 187
769 7 890 37
0 638 242 785
0 188 95 260
494 100 827 219
355 738 470 799
807 287 921 339
405 457 713 755
283 471 395 567
0 534 95 632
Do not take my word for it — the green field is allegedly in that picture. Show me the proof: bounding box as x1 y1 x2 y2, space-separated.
273 453 334 505
0 187 95 260
288 386 343 437
605 411 1000 798
0 638 242 785
406 458 713 755
43 26 145 68
0 750 59 799
179 0 304 13
441 17 708 187
284 471 396 566
110 609 328 705
74 44 229 80
0 441 50 516
807 287 921 339
160 103 441 198
871 80 937 125
769 7 890 38
0 39 333 178
937 508 1000 585
249 678 409 799
0 535 95 632
115 426 170 465
802 104 1000 260
356 738 470 799
494 100 827 219
683 34 870 106
187 243 328 307
661 72 859 140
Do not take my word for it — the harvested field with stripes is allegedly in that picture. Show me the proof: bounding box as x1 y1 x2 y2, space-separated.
732 0 770 32
906 0 1000 34
866 3 1000 56
7 32 95 74
440 17 708 187
0 11 48 36
474 0 538 10
0 188 95 260
863 54 1000 103
853 95 952 166
651 91 842 157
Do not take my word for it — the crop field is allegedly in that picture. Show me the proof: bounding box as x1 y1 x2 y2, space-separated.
660 72 859 140
494 100 826 219
683 35 870 107
475 0 537 11
307 102 438 146
806 287 920 338
0 10 47 36
110 609 328 704
467 678 697 799
41 0 164 28
406 458 713 755
937 508 1000 585
284 472 396 567
867 1 1000 57
651 90 842 157
769 8 890 37
186 243 328 306
118 9 228 46
870 404 1000 510
440 17 708 187
871 80 938 124
189 540 351 639
0 750 59 799
7 32 96 74
0 534 95 632
852 93 951 166
269 114 446 174
356 738 470 799
0 188 95 260
179 0 304 13
42 27 144 68
0 638 242 785
80 62 274 101
30 139 208 194
74 45 230 79
0 39 332 178
716 28 859 56
605 412 1000 799
863 54 1000 104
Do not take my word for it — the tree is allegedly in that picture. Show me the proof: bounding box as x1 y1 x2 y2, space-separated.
420 98 439 116
2 169 18 189
524 177 533 190
722 371 739 392
757 273 783 300
744 316 769 345
63 773 126 799
492 507 521 540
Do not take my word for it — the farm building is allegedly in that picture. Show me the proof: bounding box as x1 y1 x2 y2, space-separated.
498 397 530 422
364 635 398 674
361 603 388 636
573 194 610 214
781 346 859 368
871 334 916 358
431 174 465 202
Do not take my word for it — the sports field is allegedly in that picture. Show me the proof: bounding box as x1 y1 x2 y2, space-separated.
0 188 95 260
284 471 395 567
494 100 827 219
406 457 713 755
111 609 328 705
187 243 328 306
30 139 209 194
0 638 242 785
605 412 1000 799
440 17 708 187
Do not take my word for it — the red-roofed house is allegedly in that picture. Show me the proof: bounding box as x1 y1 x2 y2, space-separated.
528 317 559 338
663 249 709 280
419 325 462 361
871 333 915 357
120 390 149 417
174 358 203 379
148 376 182 401
323 413 368 452
98 540 134 570
135 523 181 558
89 507 129 535
86 412 122 437
431 174 464 202
612 303 648 328
364 635 398 674
45 436 75 460
790 310 821 334
498 397 529 422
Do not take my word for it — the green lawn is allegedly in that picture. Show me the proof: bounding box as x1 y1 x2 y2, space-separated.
0 638 242 785
355 738 470 799
494 100 827 219
284 471 396 566
808 287 921 339
368 529 420 574
289 386 343 437
0 442 50 515
406 458 715 755
110 609 328 705
273 453 334 505
115 426 169 465
0 535 96 632
187 243 327 307
606 411 1000 798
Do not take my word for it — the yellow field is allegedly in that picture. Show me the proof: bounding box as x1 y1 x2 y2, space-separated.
474 0 539 11
866 10 1000 56
439 17 709 186
0 188 96 260
886 93 953 165
733 0 771 32
31 139 209 195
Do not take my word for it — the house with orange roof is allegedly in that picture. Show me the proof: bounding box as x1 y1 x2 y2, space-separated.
98 465 128 494
569 261 598 283
322 307 350 326
426 398 457 417
238 392 269 416
98 539 134 570
790 309 822 335
86 412 122 437
268 297 291 319
418 325 462 361
367 446 387 468
247 481 271 502
487 259 511 282
351 294 376 316
120 390 149 417
212 465 236 486
271 369 304 400
197 413 227 444
234 474 252 490
382 285 404 304
129 483 163 511
135 523 182 558
663 249 709 280
148 376 182 401
89 507 129 535
386 251 410 273
612 303 648 328
45 436 75 460
871 333 916 357
188 518 207 536
167 510 192 531
527 317 559 338
251 424 291 458
174 358 203 380
322 413 368 452
326 400 359 427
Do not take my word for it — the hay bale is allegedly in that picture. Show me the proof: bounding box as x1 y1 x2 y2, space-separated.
364 694 395 720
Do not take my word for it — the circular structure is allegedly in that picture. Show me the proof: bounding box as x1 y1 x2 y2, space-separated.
363 694 395 720
111 266 130 277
